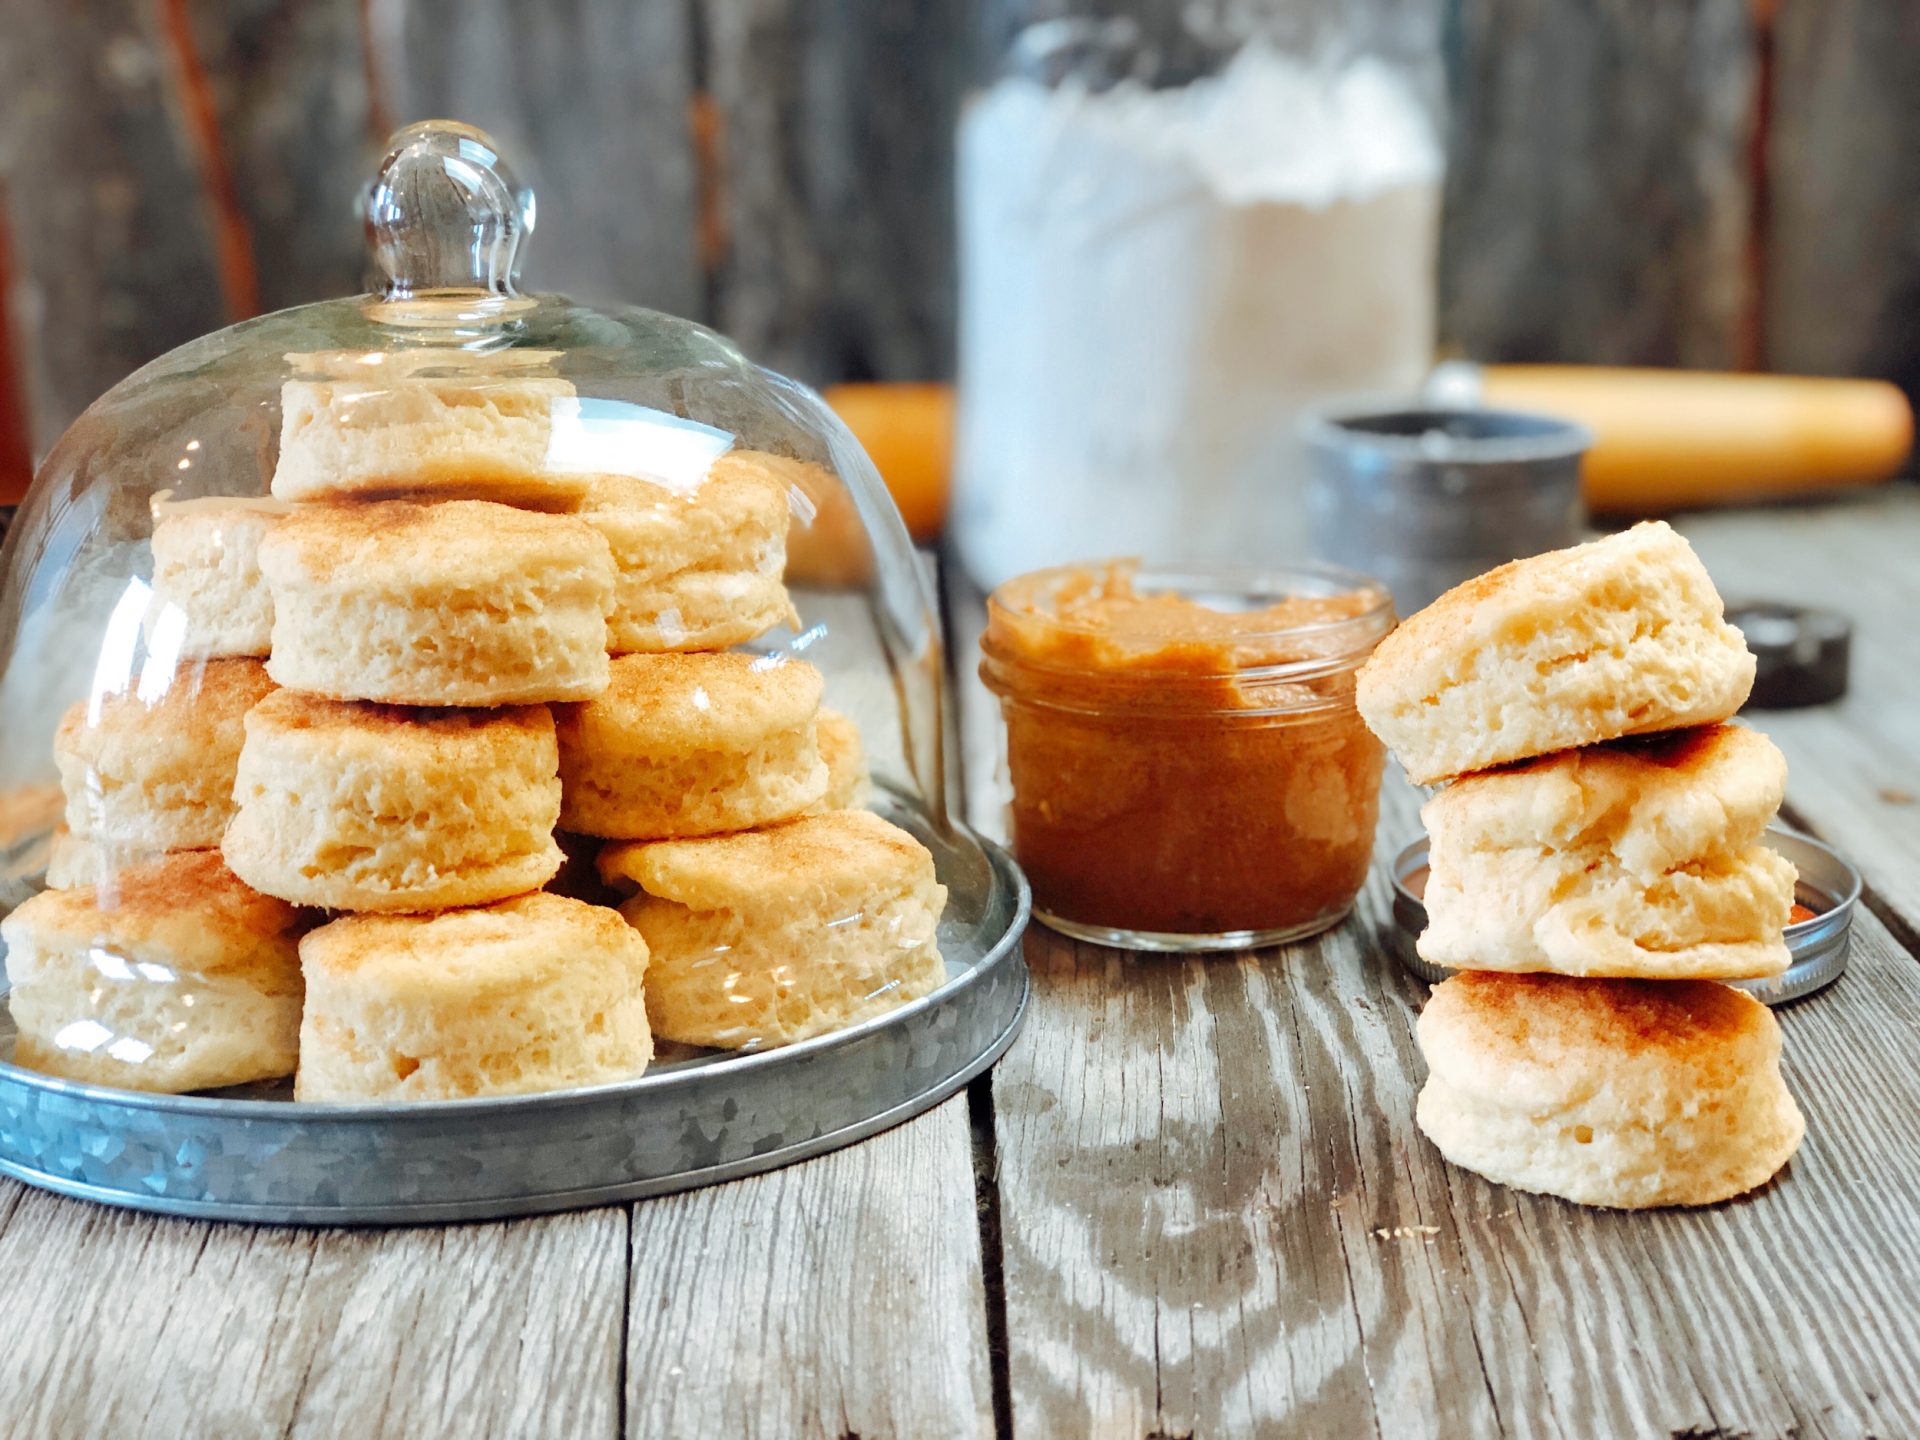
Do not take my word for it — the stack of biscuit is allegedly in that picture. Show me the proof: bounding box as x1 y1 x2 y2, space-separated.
1357 522 1805 1209
4 350 946 1097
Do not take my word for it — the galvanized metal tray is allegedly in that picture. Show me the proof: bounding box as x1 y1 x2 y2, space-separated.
0 799 1030 1224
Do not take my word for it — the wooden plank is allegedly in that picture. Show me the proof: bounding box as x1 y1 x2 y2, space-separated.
367 0 703 318
627 1095 994 1439
1766 1 1920 391
1441 0 1757 368
1677 488 1920 936
700 0 965 383
0 1187 625 1439
187 0 374 315
947 538 1920 1435
623 553 991 1437
979 787 1920 1436
0 0 228 457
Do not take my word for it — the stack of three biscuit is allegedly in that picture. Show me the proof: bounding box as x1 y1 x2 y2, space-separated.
1358 522 1806 1210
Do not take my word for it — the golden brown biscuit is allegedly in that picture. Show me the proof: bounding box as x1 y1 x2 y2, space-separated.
714 450 874 589
258 500 615 705
1356 522 1756 784
1 850 307 1092
42 826 178 891
41 825 92 890
555 652 827 839
223 692 564 912
575 469 797 652
601 810 947 1049
273 351 586 508
149 497 283 658
294 892 653 1101
53 659 275 851
813 709 871 811
1416 972 1804 1208
1419 725 1795 980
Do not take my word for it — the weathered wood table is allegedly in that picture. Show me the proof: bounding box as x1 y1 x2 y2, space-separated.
2 490 1917 1439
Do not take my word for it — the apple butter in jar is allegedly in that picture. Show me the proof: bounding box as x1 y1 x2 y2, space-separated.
980 561 1394 950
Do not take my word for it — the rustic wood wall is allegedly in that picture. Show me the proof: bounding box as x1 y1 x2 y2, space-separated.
1 0 1917 492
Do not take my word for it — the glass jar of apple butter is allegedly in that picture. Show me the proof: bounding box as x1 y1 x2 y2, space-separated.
980 561 1393 951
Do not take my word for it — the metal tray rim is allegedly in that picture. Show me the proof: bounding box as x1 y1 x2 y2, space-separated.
0 809 1034 1224
0 815 1030 1122
0 965 1030 1226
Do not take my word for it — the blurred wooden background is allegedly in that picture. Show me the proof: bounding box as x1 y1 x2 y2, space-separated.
0 0 1917 490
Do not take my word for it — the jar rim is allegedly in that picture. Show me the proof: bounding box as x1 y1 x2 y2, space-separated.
1299 403 1594 467
983 559 1394 675
980 559 1394 717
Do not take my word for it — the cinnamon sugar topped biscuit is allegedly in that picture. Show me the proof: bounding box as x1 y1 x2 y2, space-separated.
259 500 615 705
574 468 797 652
150 498 283 658
1416 725 1795 980
54 659 275 851
273 353 585 509
224 691 564 913
2 850 307 1093
605 812 947 1050
1416 972 1803 1208
295 892 653 1101
555 652 826 839
1357 523 1755 784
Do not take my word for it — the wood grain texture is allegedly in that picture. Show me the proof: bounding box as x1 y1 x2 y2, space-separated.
627 1095 993 1439
0 0 227 457
367 0 703 318
701 0 965 384
945 511 1920 1437
1441 0 1757 368
188 0 375 314
977 796 1920 1438
1678 488 1920 936
0 1188 625 1440
1767 1 1920 391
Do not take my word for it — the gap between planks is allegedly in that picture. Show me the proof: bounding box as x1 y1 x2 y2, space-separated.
936 545 1019 1440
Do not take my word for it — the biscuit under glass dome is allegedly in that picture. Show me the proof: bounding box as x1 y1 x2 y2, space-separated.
0 121 941 887
0 121 958 1090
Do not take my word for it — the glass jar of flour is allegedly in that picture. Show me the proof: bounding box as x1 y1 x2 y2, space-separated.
954 3 1445 588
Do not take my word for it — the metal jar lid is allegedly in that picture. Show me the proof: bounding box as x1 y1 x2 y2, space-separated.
1726 603 1852 709
1386 824 1859 1005
1301 405 1590 617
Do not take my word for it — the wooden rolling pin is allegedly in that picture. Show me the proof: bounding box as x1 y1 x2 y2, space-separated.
1431 363 1915 514
11 368 1893 525
824 382 953 542
829 369 1913 538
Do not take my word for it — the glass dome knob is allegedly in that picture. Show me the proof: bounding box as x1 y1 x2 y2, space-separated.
365 120 534 301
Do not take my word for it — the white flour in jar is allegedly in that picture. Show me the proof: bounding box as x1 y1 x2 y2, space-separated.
954 45 1444 587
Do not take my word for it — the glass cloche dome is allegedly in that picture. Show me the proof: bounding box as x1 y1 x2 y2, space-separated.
0 121 1020 1121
